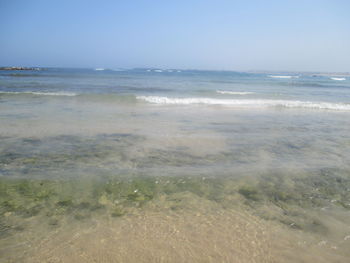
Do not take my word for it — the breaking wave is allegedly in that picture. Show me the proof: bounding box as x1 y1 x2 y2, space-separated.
269 75 299 79
137 96 350 111
330 77 346 81
217 90 255 95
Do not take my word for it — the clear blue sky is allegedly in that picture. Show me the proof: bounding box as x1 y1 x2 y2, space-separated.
1 0 349 71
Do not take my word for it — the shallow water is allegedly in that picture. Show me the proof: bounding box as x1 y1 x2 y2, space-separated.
1 68 350 262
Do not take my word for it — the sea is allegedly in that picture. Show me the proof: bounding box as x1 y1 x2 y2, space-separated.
0 68 350 262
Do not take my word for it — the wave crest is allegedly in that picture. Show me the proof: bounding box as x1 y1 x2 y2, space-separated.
269 75 299 79
330 77 346 81
137 96 350 111
217 90 254 95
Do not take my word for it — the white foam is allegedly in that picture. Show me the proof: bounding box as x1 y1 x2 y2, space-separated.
137 96 350 111
0 91 77 96
217 90 254 95
269 75 299 79
330 77 346 81
95 68 105 71
154 69 163 72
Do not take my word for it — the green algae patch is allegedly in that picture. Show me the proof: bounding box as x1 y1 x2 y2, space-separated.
111 206 126 217
0 134 145 178
1 168 350 238
238 185 260 201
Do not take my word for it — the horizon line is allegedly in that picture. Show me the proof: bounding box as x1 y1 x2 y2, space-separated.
1 65 349 75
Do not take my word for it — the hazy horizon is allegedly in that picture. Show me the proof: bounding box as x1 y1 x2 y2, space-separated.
1 0 349 72
2 66 350 74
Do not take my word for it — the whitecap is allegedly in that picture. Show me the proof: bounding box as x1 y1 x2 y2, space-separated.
269 75 299 79
330 77 346 81
137 96 350 111
217 90 255 95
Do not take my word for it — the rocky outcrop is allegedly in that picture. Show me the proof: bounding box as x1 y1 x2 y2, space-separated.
0 66 41 70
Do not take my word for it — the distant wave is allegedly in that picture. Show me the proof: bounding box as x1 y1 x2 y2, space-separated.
0 91 77 96
330 77 346 81
269 75 299 79
95 68 105 71
137 96 350 111
217 90 255 95
147 69 181 73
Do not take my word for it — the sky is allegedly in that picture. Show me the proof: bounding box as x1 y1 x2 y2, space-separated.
0 0 349 72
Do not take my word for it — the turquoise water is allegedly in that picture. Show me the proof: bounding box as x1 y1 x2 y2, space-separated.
1 68 350 102
1 68 350 262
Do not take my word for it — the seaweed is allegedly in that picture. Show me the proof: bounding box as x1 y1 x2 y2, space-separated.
56 199 73 207
111 206 125 217
238 186 260 201
0 168 349 236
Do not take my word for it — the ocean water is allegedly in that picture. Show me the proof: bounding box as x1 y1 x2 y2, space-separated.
1 68 350 262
